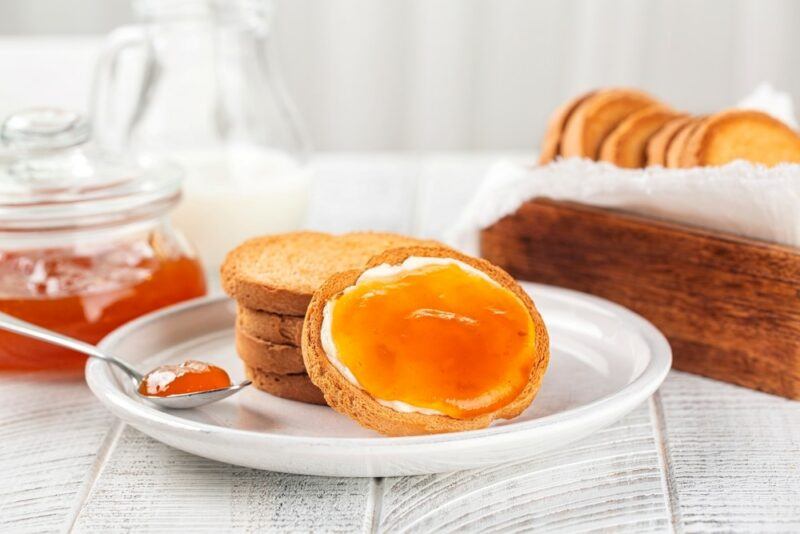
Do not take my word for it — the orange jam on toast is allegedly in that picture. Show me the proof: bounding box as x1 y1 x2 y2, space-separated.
139 360 231 397
328 261 536 419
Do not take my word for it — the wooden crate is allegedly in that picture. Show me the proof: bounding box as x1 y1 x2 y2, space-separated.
480 197 800 399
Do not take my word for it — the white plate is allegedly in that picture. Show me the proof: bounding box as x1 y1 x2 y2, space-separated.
86 284 671 477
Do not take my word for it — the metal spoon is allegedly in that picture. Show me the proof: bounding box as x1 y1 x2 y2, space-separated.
0 311 250 409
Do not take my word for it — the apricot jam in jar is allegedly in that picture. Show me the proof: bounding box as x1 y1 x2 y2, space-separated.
0 109 206 371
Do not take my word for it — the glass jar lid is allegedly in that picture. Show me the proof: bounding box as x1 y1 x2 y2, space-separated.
0 108 182 231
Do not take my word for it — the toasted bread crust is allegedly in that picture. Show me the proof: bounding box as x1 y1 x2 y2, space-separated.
302 246 550 436
244 365 327 405
683 109 800 167
539 90 597 164
598 106 681 168
560 88 660 159
222 231 325 316
238 305 303 346
646 115 693 167
235 326 306 374
221 232 438 316
665 116 705 168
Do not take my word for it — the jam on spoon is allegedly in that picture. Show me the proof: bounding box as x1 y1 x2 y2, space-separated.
0 308 250 408
139 360 232 397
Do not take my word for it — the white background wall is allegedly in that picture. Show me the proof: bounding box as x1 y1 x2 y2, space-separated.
0 0 798 151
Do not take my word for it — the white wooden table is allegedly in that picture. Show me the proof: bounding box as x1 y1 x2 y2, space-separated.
2 153 799 533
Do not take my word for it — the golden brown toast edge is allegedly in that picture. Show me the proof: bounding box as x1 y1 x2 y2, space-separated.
598 106 682 168
684 109 800 167
560 88 661 159
235 325 306 374
244 365 327 405
539 90 597 164
646 115 693 167
237 305 303 346
665 116 705 168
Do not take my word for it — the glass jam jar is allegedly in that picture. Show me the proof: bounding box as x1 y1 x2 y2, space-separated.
0 109 207 371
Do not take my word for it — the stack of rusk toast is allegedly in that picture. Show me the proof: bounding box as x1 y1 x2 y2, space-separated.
539 87 800 168
222 231 551 436
220 231 438 406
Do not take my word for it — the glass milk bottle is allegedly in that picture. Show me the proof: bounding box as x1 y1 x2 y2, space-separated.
92 0 311 274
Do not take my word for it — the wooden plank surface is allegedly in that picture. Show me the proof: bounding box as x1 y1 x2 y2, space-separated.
0 374 113 533
0 153 798 533
71 405 669 533
378 404 669 533
657 371 800 532
71 427 376 533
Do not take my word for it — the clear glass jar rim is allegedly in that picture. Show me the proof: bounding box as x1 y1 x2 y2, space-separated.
0 108 184 233
0 154 183 232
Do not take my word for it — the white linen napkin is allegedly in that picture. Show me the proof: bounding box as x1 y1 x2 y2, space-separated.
445 85 800 254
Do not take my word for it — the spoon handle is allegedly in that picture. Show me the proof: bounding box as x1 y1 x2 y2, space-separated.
0 311 143 381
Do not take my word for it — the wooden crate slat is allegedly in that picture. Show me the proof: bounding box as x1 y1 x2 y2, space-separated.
481 198 800 399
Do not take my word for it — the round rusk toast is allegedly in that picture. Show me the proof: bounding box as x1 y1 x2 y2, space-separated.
665 116 706 168
560 88 660 159
244 365 326 406
222 231 438 316
237 305 303 346
682 109 800 167
539 90 597 164
645 115 693 167
302 246 550 436
235 326 306 374
598 106 683 168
